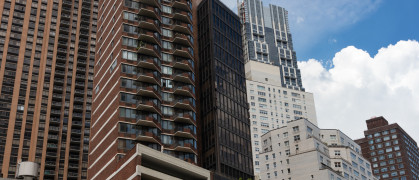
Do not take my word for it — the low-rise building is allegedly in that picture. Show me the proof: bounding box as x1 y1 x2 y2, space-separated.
259 118 377 180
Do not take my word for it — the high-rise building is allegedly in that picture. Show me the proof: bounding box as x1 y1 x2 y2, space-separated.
0 0 97 179
259 118 377 180
245 60 317 174
238 0 304 91
197 0 254 179
89 0 200 179
355 117 419 180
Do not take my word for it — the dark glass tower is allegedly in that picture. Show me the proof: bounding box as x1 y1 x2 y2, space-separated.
239 0 304 91
197 0 254 179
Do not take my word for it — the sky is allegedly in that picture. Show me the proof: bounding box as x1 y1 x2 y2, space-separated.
221 0 419 141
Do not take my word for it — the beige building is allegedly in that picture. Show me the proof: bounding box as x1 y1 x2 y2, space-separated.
245 60 317 174
259 118 377 180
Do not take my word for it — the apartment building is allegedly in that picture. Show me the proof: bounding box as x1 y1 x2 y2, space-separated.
245 60 317 174
356 117 419 180
259 119 377 180
88 0 199 179
238 0 304 91
0 0 97 179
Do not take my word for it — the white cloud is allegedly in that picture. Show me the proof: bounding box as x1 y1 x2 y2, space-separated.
298 40 419 140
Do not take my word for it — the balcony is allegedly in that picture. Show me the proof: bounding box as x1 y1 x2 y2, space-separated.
47 143 58 149
173 70 195 84
137 83 161 99
173 45 193 59
174 112 196 125
136 113 161 129
172 20 192 35
174 98 195 111
138 16 161 33
138 3 161 20
44 170 56 176
174 126 196 139
174 84 195 98
173 57 194 72
172 9 192 24
137 42 161 58
136 129 161 145
137 68 161 85
137 0 161 8
172 0 192 12
136 97 161 114
173 33 193 48
137 55 161 71
139 28 161 45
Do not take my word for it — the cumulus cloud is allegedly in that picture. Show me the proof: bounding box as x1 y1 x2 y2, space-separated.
299 40 419 140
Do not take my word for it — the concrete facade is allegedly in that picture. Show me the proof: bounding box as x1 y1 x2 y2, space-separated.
245 60 317 174
259 119 377 180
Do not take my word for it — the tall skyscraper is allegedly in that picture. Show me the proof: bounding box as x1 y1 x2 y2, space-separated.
239 0 304 91
245 60 317 174
260 118 377 180
0 0 97 179
89 0 199 179
355 117 419 180
197 0 254 179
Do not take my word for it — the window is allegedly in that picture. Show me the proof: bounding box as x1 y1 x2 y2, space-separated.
335 150 341 156
335 162 341 167
292 126 299 132
109 60 117 72
162 66 173 75
122 50 137 61
162 29 173 37
122 37 137 47
162 5 172 14
294 135 300 142
330 135 337 140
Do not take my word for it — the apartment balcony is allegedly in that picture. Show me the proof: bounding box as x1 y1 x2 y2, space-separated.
174 84 195 98
173 70 195 85
51 101 62 108
45 161 56 167
49 126 60 132
173 98 195 111
173 58 194 72
72 120 83 127
172 20 192 35
138 16 161 33
70 146 80 151
172 0 192 12
136 129 161 145
50 118 61 124
68 163 79 169
136 97 161 114
172 33 193 48
172 9 192 24
174 112 196 125
46 151 58 158
173 45 193 59
47 143 58 149
138 28 161 45
138 3 161 20
137 42 161 58
137 55 161 71
137 68 161 85
44 170 56 176
166 141 196 154
138 0 161 9
136 113 161 129
69 154 80 160
174 126 196 139
136 83 161 100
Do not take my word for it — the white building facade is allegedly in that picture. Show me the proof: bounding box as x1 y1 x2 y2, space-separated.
259 119 377 180
245 61 317 174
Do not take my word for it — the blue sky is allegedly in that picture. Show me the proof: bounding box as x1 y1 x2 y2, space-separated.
305 0 419 66
222 0 419 66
